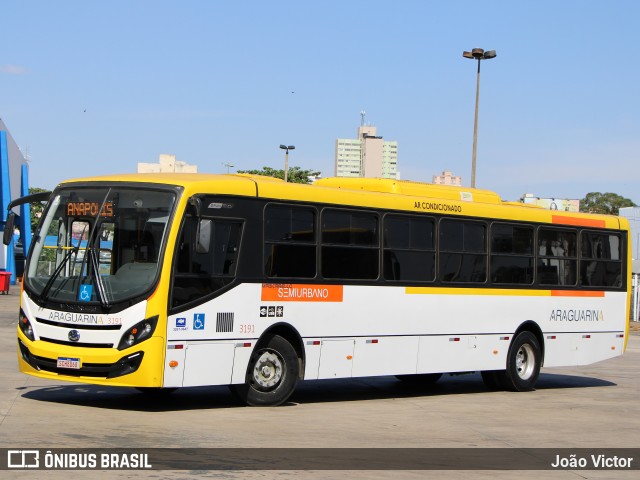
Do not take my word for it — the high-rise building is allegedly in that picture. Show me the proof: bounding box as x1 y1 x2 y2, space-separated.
335 120 398 178
433 170 462 186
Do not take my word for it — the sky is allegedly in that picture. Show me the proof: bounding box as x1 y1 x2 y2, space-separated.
1 0 639 203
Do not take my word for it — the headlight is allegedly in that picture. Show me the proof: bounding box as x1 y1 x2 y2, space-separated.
18 309 35 341
117 316 158 350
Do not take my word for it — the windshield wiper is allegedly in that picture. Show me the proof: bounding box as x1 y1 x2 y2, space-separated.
87 247 109 308
39 225 87 302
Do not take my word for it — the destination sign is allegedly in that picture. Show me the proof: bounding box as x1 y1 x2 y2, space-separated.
67 202 114 218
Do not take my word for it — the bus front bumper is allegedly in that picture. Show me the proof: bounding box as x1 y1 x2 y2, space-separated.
16 334 165 388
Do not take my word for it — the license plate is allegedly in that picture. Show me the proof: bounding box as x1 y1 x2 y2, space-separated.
57 357 81 369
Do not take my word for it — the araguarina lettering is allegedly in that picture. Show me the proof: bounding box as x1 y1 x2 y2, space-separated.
549 309 604 322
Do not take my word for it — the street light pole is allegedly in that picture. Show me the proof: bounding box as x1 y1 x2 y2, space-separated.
222 162 234 173
279 144 295 182
463 48 496 188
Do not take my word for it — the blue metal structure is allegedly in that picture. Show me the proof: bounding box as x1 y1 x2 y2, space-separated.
0 120 31 285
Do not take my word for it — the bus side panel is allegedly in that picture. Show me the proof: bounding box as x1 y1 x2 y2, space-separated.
302 338 322 380
575 332 625 365
163 284 627 387
163 346 186 387
182 342 235 386
416 334 508 374
317 339 354 379
351 336 419 377
543 332 625 367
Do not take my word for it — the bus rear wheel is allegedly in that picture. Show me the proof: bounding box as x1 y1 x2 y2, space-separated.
232 334 299 406
499 331 541 392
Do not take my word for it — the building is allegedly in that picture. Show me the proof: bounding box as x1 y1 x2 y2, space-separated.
335 119 398 179
619 207 640 321
520 194 580 212
433 170 462 186
137 154 197 173
0 118 31 284
619 207 640 267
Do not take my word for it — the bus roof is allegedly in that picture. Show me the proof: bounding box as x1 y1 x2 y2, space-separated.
59 173 626 230
315 177 503 204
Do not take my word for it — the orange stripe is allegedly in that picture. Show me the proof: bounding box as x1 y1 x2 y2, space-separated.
551 290 605 297
552 215 605 228
406 287 606 298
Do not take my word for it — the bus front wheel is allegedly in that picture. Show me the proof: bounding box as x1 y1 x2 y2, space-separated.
232 334 299 406
500 331 541 392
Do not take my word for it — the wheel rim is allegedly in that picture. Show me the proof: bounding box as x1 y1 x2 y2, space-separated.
515 343 535 380
251 350 284 390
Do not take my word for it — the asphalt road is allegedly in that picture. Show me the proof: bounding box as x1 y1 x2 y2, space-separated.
1 287 639 479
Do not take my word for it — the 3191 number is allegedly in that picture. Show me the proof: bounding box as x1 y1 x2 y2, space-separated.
239 324 255 334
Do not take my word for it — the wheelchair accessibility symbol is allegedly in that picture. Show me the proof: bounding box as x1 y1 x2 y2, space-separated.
193 313 205 330
78 284 93 302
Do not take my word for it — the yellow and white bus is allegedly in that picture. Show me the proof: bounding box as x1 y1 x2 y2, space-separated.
5 174 631 406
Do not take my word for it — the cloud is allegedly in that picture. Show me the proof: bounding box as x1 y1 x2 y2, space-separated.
0 65 28 75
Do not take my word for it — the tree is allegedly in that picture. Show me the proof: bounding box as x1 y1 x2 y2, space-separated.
236 166 321 184
28 187 50 232
580 192 637 215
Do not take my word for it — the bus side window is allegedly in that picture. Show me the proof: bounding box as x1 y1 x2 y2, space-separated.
176 219 194 273
580 232 622 287
490 223 534 285
321 209 379 280
171 217 243 309
439 219 487 284
264 204 316 278
537 228 577 286
383 214 435 282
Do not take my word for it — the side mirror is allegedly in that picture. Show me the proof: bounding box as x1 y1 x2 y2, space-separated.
3 212 16 245
188 196 203 217
195 219 211 254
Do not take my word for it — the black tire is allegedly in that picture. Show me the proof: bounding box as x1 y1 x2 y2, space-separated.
500 331 542 392
232 334 299 406
481 370 504 390
395 373 443 385
134 387 178 395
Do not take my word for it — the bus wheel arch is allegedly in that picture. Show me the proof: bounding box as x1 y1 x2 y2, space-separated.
231 323 303 406
258 323 305 380
482 321 545 392
501 323 544 392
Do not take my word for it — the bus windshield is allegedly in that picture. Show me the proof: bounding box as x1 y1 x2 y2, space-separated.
26 186 177 305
